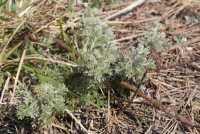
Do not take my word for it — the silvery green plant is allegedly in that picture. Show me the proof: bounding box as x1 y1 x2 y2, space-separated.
116 45 155 80
16 83 68 128
116 22 171 81
76 8 119 82
16 8 171 129
77 9 170 82
140 22 171 52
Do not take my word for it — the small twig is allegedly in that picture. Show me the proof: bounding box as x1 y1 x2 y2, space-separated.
65 109 90 134
116 71 147 116
0 76 10 104
52 123 68 131
104 0 146 20
10 43 27 104
41 32 84 59
113 111 124 134
0 0 8 7
107 86 111 133
3 9 22 19
0 55 79 69
162 36 200 53
112 33 145 43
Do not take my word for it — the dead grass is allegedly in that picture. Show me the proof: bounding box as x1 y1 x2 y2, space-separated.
0 0 200 133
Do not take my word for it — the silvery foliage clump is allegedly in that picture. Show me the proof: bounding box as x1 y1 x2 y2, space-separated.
15 8 171 129
16 83 68 128
116 45 155 80
76 8 119 82
140 22 171 52
116 22 171 80
76 8 171 82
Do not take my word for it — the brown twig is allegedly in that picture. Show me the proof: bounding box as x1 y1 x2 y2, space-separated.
3 9 22 19
41 32 84 59
0 0 8 7
162 36 200 53
116 79 200 131
116 71 147 116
